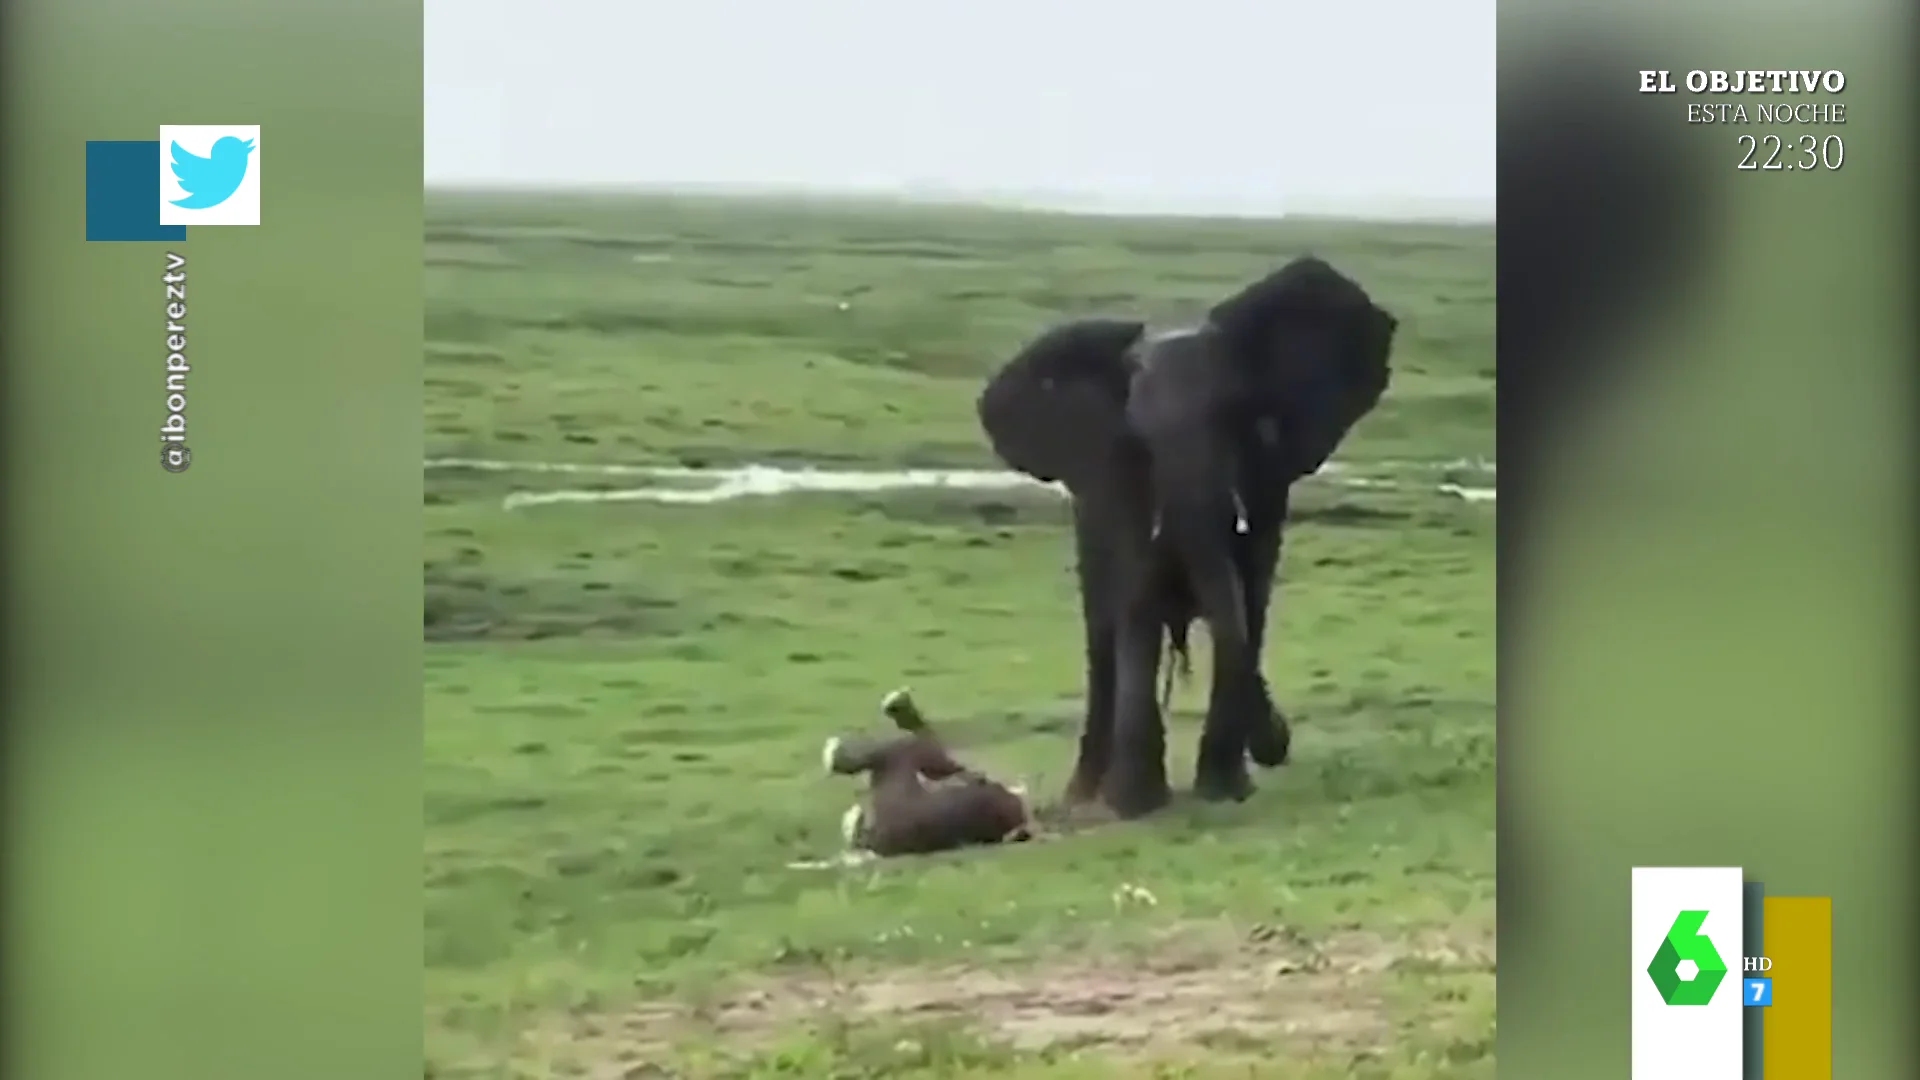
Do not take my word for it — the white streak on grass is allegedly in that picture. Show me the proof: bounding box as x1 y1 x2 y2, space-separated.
427 457 689 478
423 457 1496 510
1437 482 1498 503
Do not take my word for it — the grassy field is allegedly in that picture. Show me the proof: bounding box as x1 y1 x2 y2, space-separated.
424 192 1496 1078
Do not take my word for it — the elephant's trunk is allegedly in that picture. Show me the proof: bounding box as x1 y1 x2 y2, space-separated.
1212 559 1252 664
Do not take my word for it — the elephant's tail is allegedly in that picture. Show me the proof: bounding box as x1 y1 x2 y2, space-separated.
1159 619 1193 710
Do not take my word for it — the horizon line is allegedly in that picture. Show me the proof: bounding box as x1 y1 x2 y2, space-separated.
422 181 1496 225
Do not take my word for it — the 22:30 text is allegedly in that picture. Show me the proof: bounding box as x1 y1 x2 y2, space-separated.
1737 134 1844 171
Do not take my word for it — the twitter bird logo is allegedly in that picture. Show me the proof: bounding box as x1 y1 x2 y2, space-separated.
169 136 253 209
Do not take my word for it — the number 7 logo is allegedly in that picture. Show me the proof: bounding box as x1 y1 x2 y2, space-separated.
1744 977 1773 1006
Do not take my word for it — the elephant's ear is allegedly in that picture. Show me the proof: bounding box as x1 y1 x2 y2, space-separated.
976 318 1146 495
1207 258 1397 479
1207 255 1376 348
1274 303 1397 478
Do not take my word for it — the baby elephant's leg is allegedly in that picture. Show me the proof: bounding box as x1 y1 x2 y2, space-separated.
881 686 929 732
839 801 868 849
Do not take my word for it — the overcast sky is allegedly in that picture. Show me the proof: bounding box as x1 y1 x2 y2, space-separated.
425 0 1494 217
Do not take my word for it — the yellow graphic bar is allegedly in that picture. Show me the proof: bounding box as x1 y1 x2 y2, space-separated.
1761 896 1831 1079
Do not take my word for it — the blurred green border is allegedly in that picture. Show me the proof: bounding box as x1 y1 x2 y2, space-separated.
1497 7 1914 1078
3 4 421 1080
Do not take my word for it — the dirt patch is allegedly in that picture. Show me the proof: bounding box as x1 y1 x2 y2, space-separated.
525 924 1494 1073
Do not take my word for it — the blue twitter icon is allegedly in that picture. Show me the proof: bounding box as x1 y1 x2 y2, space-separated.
170 136 253 209
157 125 261 226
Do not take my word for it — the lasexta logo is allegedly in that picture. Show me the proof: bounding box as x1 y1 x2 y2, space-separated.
1647 910 1729 1005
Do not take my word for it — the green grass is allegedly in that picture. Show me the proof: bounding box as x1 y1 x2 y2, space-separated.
425 192 1496 1078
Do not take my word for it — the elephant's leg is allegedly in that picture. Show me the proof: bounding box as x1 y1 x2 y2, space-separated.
1190 572 1267 799
1236 516 1291 768
1100 492 1171 818
1102 592 1170 817
1190 552 1266 803
1064 501 1118 804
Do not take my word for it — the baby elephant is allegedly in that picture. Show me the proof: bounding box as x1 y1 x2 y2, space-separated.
821 688 1033 858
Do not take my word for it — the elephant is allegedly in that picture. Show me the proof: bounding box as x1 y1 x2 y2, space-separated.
975 257 1397 818
821 688 1034 857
